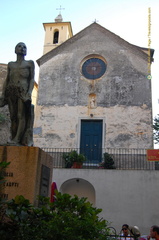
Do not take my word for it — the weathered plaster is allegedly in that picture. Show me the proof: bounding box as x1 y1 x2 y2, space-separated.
37 29 151 108
34 105 153 149
34 23 153 149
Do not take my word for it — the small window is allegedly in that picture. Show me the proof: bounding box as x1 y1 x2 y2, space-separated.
53 31 59 44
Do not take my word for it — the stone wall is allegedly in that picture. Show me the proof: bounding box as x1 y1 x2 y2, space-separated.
34 105 153 149
0 64 10 145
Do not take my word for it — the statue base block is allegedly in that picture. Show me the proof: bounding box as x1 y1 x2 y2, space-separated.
0 146 53 206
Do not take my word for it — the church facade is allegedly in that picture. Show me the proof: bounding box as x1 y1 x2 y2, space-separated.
32 21 157 232
34 21 154 162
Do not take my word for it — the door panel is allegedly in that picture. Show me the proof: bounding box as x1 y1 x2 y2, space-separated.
80 120 102 163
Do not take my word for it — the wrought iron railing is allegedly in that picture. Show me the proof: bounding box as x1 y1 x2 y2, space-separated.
43 148 158 170
106 226 143 240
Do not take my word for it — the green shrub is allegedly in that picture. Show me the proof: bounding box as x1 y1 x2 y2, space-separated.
100 152 116 169
0 193 111 240
153 114 159 144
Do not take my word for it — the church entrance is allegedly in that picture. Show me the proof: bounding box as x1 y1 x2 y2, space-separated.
80 120 103 164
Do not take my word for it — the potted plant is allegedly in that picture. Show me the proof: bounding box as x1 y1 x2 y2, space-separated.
63 152 74 168
63 150 86 168
99 152 116 169
72 152 86 168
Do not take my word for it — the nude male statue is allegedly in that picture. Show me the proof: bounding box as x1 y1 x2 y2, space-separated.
0 42 35 146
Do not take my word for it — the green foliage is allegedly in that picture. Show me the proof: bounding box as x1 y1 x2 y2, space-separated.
63 150 86 168
153 115 159 144
99 153 116 169
0 193 111 240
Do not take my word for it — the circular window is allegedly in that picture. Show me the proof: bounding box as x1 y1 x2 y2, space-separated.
81 57 107 80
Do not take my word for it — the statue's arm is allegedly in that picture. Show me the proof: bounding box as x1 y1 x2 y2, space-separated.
27 60 35 100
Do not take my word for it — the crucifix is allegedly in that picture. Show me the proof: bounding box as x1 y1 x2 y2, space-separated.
56 5 65 14
93 19 99 23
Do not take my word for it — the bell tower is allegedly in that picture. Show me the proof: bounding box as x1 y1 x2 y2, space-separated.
43 13 73 55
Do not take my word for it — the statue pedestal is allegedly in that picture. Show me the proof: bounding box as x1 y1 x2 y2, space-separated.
0 146 53 206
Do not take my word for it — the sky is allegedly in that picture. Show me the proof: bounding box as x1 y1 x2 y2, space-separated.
0 0 159 116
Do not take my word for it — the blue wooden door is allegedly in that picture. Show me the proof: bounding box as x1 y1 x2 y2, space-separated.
80 120 102 163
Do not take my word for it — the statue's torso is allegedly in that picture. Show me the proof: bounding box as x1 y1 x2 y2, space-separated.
5 60 32 99
8 61 31 88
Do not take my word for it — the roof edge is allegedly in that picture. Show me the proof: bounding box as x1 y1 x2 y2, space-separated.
37 22 154 66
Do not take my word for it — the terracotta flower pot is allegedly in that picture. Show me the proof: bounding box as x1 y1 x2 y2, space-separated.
72 162 83 169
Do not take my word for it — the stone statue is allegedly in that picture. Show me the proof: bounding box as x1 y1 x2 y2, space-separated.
0 42 35 146
89 95 96 109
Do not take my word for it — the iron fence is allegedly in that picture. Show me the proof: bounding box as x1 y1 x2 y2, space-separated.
43 148 158 170
106 226 143 240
